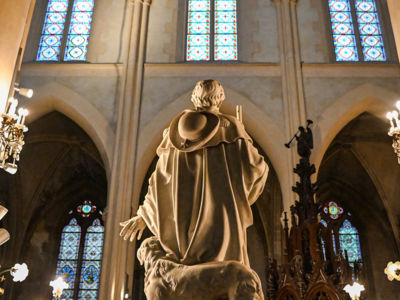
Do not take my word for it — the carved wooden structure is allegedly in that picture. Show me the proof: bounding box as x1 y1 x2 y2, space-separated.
265 121 365 300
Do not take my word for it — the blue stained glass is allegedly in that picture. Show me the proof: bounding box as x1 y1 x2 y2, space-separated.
332 231 337 254
215 35 237 46
329 0 358 61
355 0 386 61
320 220 328 227
339 220 362 267
47 0 69 12
329 0 351 11
186 45 209 61
54 218 81 299
355 0 376 12
357 12 379 23
215 0 236 10
37 0 69 61
188 22 210 35
64 0 95 61
214 0 237 61
78 289 98 299
78 219 104 298
321 238 327 260
189 0 210 10
187 0 211 61
188 11 210 24
215 10 237 23
215 23 237 34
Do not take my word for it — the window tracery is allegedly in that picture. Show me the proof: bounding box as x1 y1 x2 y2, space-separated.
54 201 104 300
319 201 362 268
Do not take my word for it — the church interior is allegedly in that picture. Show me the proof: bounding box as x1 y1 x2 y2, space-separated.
1 0 400 299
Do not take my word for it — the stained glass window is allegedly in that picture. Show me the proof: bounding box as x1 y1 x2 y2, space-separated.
37 0 70 61
320 202 362 269
328 0 386 62
355 0 386 61
323 201 344 220
214 0 237 61
64 0 95 61
339 220 362 267
55 218 81 299
186 0 237 61
37 0 95 62
78 219 104 299
54 202 104 300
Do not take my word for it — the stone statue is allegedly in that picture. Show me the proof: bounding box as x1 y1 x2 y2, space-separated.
120 80 269 300
295 120 313 159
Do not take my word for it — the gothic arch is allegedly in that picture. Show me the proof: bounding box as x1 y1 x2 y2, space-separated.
24 81 115 178
134 87 287 212
304 282 340 300
313 83 399 173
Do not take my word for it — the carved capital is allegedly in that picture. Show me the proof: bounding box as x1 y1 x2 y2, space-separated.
129 0 152 5
271 0 298 3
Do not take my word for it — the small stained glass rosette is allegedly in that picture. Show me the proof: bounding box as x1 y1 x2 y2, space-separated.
37 0 70 61
355 0 386 61
187 0 211 61
323 201 344 220
329 0 359 61
214 0 237 61
64 0 95 61
77 200 96 217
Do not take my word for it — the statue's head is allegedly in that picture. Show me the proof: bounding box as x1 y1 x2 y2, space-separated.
191 79 225 110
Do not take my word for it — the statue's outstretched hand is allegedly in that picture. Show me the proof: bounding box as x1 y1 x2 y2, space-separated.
119 216 147 242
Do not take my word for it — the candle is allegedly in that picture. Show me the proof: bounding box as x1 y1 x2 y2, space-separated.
21 109 29 126
17 108 24 124
393 111 399 128
8 99 18 116
4 98 14 115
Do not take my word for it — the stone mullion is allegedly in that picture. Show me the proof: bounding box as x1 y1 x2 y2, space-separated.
99 1 152 299
272 0 307 226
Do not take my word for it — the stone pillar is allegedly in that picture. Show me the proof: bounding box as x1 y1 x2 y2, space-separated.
99 0 153 299
272 0 307 224
0 0 36 107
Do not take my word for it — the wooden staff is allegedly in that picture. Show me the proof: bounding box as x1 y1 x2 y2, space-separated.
236 105 243 124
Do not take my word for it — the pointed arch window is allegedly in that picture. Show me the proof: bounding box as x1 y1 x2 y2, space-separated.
37 0 95 62
54 200 104 300
328 0 386 62
186 0 238 61
319 201 362 268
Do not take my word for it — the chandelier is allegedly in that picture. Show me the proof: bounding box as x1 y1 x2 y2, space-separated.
386 101 400 164
0 88 31 174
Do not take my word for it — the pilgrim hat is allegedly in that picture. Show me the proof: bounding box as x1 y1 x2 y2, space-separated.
169 110 220 151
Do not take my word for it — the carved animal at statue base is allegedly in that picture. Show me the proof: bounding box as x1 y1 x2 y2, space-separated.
138 237 264 300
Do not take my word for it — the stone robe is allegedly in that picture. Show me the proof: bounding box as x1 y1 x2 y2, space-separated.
137 112 268 266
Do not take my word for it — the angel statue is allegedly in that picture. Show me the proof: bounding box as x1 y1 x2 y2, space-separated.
120 79 268 300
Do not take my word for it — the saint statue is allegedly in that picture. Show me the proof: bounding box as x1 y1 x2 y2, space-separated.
120 80 268 300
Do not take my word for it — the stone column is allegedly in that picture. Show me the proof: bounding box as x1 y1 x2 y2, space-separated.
0 0 36 106
272 0 307 224
99 0 152 299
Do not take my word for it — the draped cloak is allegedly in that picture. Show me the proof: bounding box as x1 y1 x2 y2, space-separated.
137 111 269 266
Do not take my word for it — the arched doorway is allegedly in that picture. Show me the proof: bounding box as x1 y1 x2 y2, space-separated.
317 113 400 299
0 112 107 299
